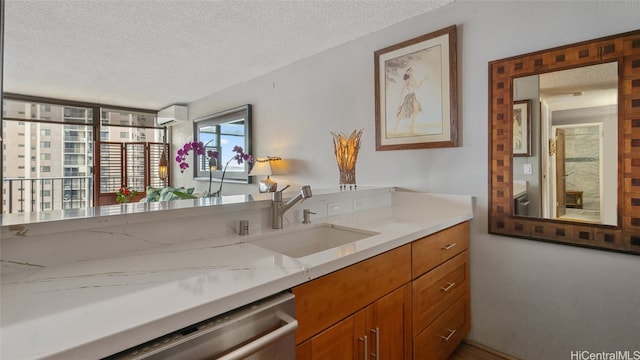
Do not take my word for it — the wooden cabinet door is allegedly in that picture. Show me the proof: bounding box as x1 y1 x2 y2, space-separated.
296 311 365 360
297 285 411 360
293 245 411 344
365 284 411 360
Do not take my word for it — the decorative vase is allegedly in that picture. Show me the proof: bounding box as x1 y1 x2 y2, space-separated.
331 129 363 190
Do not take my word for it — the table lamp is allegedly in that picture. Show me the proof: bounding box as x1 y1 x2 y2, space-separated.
249 157 281 193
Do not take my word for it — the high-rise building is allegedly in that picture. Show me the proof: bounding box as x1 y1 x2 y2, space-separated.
2 99 161 214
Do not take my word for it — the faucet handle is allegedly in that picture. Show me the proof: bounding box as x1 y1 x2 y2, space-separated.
272 184 291 202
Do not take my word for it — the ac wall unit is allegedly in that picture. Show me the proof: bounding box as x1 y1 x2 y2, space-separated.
157 105 188 127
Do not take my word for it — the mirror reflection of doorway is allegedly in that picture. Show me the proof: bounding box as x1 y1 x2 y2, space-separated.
512 62 618 225
549 124 603 223
555 128 566 219
534 62 618 226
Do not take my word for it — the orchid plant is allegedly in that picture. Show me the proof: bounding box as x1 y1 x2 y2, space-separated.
175 141 253 196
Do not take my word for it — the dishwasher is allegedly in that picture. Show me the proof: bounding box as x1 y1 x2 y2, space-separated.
104 292 297 360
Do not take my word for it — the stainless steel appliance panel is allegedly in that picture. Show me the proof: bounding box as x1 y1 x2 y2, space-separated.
104 292 296 360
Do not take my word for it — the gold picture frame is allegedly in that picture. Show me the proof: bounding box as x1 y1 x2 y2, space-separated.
374 25 458 151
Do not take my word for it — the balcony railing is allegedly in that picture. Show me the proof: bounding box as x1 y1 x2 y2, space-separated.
2 176 94 214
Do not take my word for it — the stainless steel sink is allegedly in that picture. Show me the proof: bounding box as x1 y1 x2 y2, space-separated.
250 223 379 258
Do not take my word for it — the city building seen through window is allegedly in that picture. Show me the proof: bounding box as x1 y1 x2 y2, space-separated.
2 97 165 214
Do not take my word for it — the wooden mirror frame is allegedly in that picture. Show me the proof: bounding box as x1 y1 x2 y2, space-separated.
488 29 640 255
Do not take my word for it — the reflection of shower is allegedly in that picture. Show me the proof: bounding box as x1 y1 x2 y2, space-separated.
559 125 600 212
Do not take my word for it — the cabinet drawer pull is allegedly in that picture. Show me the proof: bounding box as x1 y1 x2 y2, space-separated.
440 328 456 341
440 282 456 292
441 243 457 250
359 335 368 360
370 327 380 359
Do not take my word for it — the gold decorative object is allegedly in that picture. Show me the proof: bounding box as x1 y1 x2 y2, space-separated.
331 129 363 190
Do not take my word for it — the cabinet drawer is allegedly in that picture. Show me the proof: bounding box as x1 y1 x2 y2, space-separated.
412 222 469 278
413 293 470 360
412 250 469 336
293 244 411 344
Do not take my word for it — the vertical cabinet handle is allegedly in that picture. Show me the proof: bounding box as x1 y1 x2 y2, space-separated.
440 328 456 341
359 335 368 360
441 243 457 250
370 327 380 359
440 282 456 292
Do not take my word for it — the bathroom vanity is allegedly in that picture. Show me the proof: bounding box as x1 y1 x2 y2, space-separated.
0 187 473 359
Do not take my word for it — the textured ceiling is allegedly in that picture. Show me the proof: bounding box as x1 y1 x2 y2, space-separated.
4 0 453 110
539 62 618 111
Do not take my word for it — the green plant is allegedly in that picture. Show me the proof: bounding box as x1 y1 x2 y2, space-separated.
115 186 137 203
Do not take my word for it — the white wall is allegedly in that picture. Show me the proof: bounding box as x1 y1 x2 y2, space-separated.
171 2 640 359
513 75 541 217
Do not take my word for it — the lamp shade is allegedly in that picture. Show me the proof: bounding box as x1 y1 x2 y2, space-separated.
248 158 273 176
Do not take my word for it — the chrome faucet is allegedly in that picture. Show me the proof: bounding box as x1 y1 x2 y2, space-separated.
272 185 312 229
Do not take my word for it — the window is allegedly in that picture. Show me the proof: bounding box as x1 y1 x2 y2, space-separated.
64 168 79 177
193 105 252 183
98 141 165 193
42 190 51 197
64 107 90 120
64 154 85 165
3 96 162 212
64 143 85 153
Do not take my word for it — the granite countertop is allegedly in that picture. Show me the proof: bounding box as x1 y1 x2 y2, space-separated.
0 190 473 359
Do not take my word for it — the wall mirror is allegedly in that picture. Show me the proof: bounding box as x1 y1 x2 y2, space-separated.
489 30 640 255
193 104 253 184
512 62 618 226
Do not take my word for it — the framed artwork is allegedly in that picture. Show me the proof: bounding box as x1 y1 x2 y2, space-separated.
374 25 458 151
512 99 531 157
